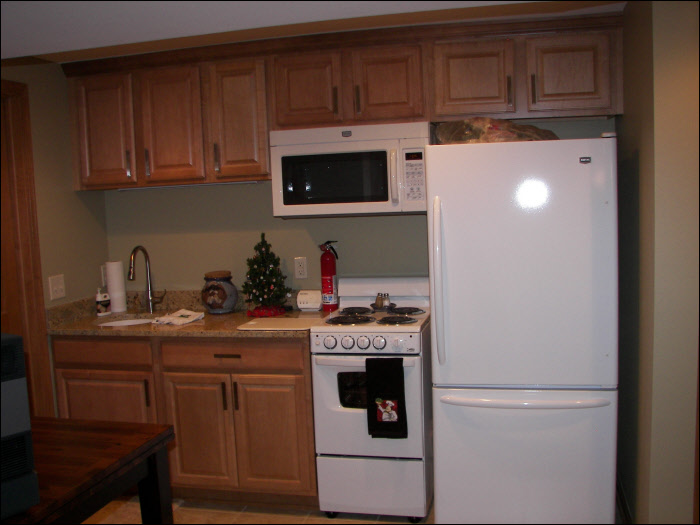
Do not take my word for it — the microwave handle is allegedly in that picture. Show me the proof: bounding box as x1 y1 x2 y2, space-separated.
389 149 399 204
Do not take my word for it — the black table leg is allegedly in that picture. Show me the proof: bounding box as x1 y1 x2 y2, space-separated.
137 447 174 524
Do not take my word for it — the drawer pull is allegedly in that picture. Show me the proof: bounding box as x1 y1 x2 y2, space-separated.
144 379 150 407
125 150 132 178
213 143 221 173
221 382 227 410
233 381 239 410
531 74 537 104
506 75 513 106
213 354 241 359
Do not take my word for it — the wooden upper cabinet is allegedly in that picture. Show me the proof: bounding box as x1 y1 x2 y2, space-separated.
138 65 205 183
433 39 515 116
526 32 612 112
350 45 424 121
71 73 138 188
273 52 343 126
203 59 269 180
271 44 424 128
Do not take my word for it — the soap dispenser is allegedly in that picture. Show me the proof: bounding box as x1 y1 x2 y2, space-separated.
96 288 111 316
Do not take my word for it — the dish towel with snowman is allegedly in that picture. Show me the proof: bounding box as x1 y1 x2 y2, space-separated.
365 357 408 439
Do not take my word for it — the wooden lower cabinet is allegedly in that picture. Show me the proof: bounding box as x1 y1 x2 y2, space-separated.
52 336 316 498
162 372 239 489
53 337 156 424
160 338 316 497
55 368 156 423
233 374 312 494
163 370 313 494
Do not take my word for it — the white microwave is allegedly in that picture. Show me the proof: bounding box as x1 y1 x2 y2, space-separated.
269 122 429 217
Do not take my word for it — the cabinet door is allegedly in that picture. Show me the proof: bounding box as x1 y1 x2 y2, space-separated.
203 60 269 180
351 45 424 121
162 372 238 489
273 52 343 126
55 369 156 423
139 65 205 182
526 32 611 111
71 73 137 188
233 374 315 495
433 39 515 116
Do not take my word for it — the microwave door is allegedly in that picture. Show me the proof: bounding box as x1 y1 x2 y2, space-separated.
270 139 402 217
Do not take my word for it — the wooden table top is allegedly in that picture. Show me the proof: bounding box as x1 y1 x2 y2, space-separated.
4 417 174 524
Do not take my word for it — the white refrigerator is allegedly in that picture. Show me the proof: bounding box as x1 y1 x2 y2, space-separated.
426 138 618 524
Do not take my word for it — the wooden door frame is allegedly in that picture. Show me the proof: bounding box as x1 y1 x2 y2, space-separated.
2 79 55 416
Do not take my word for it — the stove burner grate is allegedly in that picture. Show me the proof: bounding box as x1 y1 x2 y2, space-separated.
376 316 418 325
326 315 375 325
388 306 426 316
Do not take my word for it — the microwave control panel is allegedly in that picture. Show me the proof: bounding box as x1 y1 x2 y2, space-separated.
403 149 426 204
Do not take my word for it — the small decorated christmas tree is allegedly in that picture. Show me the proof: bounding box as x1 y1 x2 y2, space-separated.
241 233 292 317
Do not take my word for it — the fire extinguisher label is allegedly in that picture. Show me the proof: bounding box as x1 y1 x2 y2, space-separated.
321 275 337 305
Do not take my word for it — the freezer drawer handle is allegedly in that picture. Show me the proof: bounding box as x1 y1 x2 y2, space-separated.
314 356 416 368
439 395 611 409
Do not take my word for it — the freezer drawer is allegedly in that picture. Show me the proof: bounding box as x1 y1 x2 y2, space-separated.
317 455 430 518
432 388 617 524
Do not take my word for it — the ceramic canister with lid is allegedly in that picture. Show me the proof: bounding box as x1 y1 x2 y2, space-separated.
202 271 238 314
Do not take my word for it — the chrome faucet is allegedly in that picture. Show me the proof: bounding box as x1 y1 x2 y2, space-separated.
128 245 165 313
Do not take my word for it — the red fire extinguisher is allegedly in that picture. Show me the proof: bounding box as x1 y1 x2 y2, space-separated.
319 241 339 312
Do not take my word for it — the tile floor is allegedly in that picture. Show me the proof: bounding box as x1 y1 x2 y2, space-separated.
82 496 435 524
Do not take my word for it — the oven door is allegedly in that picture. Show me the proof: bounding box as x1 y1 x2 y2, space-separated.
312 354 424 458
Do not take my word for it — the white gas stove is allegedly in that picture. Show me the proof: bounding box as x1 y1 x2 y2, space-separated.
311 276 430 354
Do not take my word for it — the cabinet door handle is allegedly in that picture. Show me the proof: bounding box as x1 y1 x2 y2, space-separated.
531 74 537 104
506 75 513 106
125 150 132 178
332 87 338 114
354 85 361 113
221 382 227 410
213 353 241 359
144 379 150 407
213 143 221 173
233 381 239 410
145 149 151 177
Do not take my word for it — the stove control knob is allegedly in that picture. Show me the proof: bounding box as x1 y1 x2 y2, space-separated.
323 336 337 350
373 336 386 350
391 338 402 351
341 336 355 349
357 336 371 350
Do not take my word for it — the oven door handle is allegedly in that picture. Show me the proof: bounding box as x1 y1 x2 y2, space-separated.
314 356 416 368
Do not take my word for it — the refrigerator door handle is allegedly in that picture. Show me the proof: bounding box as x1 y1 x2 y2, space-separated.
439 395 612 409
432 195 446 364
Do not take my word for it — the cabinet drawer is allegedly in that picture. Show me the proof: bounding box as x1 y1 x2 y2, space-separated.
161 340 305 372
53 338 153 368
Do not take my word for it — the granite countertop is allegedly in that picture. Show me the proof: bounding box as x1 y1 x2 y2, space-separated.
47 291 326 339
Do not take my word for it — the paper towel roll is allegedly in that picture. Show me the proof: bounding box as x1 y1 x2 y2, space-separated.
105 261 127 313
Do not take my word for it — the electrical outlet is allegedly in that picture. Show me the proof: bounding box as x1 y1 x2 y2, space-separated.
294 257 308 279
49 274 66 300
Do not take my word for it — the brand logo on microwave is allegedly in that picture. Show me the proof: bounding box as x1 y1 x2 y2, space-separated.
341 130 352 137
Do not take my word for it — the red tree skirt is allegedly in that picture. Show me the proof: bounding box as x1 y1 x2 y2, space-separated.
247 305 287 317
